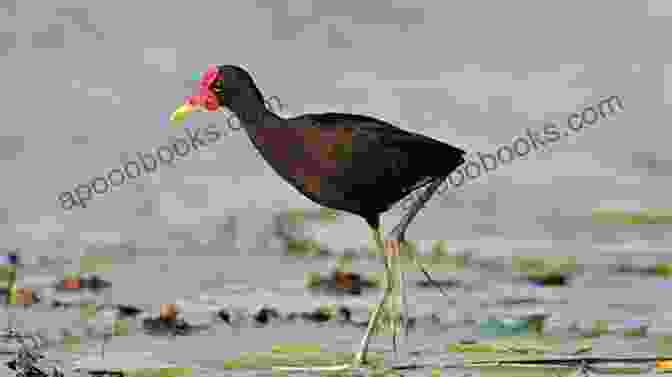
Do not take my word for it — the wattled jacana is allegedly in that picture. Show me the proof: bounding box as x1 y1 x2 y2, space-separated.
170 65 467 365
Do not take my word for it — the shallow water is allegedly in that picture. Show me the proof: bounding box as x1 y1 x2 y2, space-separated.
3 217 671 377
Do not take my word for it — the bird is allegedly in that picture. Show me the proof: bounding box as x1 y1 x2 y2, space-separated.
170 64 467 366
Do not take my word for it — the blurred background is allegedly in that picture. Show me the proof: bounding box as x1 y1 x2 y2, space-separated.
0 0 671 375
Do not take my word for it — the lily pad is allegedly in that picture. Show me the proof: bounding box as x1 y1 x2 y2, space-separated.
656 335 672 356
448 336 593 356
592 208 672 224
317 207 340 223
286 239 325 257
394 240 467 272
79 255 113 274
123 368 193 377
429 240 469 267
62 335 81 353
467 364 577 377
0 265 16 290
283 208 340 226
222 351 384 370
272 343 322 353
513 255 577 276
655 264 672 278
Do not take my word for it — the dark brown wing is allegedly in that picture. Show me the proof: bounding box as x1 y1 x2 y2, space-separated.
301 113 466 215
244 112 465 219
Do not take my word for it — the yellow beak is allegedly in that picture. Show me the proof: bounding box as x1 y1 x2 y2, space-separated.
170 103 202 125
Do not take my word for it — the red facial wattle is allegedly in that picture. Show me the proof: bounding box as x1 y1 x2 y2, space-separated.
171 65 222 124
185 65 221 111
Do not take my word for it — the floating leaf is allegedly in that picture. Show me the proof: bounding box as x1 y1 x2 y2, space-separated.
365 272 384 288
113 319 130 337
592 208 672 225
447 336 591 356
0 265 16 290
222 351 383 370
469 364 579 377
80 255 113 274
284 209 307 225
655 335 672 356
584 319 610 338
304 272 321 288
315 305 336 320
513 255 576 276
317 207 340 223
272 343 322 354
335 254 353 273
286 239 323 257
655 264 672 278
62 335 81 353
124 367 192 377
80 303 97 321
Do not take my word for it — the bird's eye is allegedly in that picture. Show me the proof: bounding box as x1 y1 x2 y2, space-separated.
211 82 223 93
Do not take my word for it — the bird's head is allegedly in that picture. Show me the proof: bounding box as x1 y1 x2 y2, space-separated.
170 65 264 125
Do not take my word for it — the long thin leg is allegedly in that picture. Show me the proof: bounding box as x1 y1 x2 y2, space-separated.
357 178 450 366
399 242 409 340
354 227 392 366
390 180 452 299
387 239 403 361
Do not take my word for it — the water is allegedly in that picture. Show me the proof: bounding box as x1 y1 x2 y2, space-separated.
2 213 670 376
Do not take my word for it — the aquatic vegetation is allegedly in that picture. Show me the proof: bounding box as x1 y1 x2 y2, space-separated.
512 255 576 286
334 253 353 272
123 368 193 376
317 207 341 223
592 208 672 224
655 335 672 357
372 240 468 272
80 303 97 321
583 319 610 338
222 349 384 370
79 255 114 273
447 335 594 356
283 207 340 226
0 264 16 290
575 319 649 339
311 304 337 321
61 335 81 353
285 238 325 257
304 272 321 288
272 343 322 353
655 263 672 278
